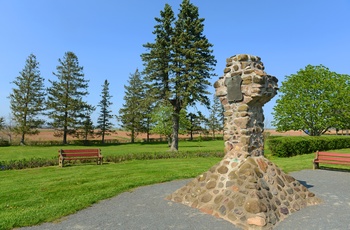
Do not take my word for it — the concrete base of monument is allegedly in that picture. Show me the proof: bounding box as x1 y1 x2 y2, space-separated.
166 156 322 229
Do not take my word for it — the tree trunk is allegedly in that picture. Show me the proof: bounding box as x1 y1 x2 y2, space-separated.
63 126 67 144
131 128 135 143
167 135 172 147
170 106 181 151
20 133 25 145
102 131 105 144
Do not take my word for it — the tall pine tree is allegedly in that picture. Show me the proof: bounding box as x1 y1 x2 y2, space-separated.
9 54 45 144
47 51 90 144
118 69 146 143
207 95 224 139
0 117 4 130
141 0 216 151
96 79 114 144
75 105 95 145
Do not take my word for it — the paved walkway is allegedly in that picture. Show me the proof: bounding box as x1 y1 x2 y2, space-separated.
20 169 350 230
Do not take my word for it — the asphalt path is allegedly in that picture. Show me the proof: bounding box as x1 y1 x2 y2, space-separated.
20 169 350 230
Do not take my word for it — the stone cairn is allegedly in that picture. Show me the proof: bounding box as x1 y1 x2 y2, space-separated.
167 54 321 229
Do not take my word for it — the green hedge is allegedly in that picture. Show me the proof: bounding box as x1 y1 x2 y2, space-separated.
267 136 350 157
0 140 10 146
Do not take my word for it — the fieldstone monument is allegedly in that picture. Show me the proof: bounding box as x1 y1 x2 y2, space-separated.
167 54 321 229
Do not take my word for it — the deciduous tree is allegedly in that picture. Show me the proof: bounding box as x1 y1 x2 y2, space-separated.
272 65 350 136
9 54 45 144
150 103 189 146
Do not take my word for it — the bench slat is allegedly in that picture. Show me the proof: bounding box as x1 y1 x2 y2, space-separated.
61 153 100 157
314 161 350 165
316 156 350 163
317 152 350 157
61 149 99 153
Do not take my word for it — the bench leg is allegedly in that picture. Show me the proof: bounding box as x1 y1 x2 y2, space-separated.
59 158 64 167
313 162 319 170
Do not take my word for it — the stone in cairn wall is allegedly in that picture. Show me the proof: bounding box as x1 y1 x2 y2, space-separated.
167 54 321 229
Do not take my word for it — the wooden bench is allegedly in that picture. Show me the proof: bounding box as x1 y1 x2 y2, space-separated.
313 151 350 169
58 149 103 167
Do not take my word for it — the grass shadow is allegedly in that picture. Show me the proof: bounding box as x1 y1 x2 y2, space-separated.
318 166 350 173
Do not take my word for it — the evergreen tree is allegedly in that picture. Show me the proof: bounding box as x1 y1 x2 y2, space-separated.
75 105 95 145
0 117 4 130
47 51 90 144
141 87 157 142
186 112 203 141
141 0 216 151
141 3 175 100
118 69 145 143
9 54 45 144
207 95 224 139
96 79 114 144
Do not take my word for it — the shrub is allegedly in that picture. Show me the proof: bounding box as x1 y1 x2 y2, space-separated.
0 139 10 146
104 151 224 163
0 158 57 170
267 136 350 157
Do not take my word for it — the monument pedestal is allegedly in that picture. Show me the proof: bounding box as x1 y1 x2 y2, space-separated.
167 156 320 229
167 54 321 229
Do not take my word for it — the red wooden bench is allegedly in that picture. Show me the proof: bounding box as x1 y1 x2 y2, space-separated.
58 149 103 167
313 151 350 169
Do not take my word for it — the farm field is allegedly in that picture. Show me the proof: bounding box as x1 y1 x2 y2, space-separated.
0 128 315 145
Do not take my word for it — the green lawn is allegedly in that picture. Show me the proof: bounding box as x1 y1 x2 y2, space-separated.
0 140 224 161
1 141 350 230
0 158 221 230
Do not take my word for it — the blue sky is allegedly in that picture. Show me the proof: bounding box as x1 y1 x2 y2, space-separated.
0 0 349 128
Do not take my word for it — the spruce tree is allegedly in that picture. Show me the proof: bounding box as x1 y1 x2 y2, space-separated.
118 69 145 143
0 117 4 130
141 3 175 100
186 112 202 141
207 95 224 139
47 51 90 144
75 105 95 145
96 79 114 144
141 0 216 151
9 53 45 144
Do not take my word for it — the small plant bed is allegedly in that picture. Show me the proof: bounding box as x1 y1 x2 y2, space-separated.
59 149 103 167
313 151 350 169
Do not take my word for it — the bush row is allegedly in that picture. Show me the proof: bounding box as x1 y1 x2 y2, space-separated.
0 140 10 146
267 136 350 157
0 151 224 171
104 151 224 163
25 139 123 146
0 158 57 170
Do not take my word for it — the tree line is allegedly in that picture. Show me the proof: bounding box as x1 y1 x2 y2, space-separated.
0 0 224 150
2 52 114 145
0 51 224 146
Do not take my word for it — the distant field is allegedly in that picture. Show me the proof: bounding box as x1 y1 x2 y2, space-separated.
1 128 322 144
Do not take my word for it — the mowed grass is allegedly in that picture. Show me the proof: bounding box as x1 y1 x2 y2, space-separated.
0 140 224 161
1 140 350 230
0 158 221 230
